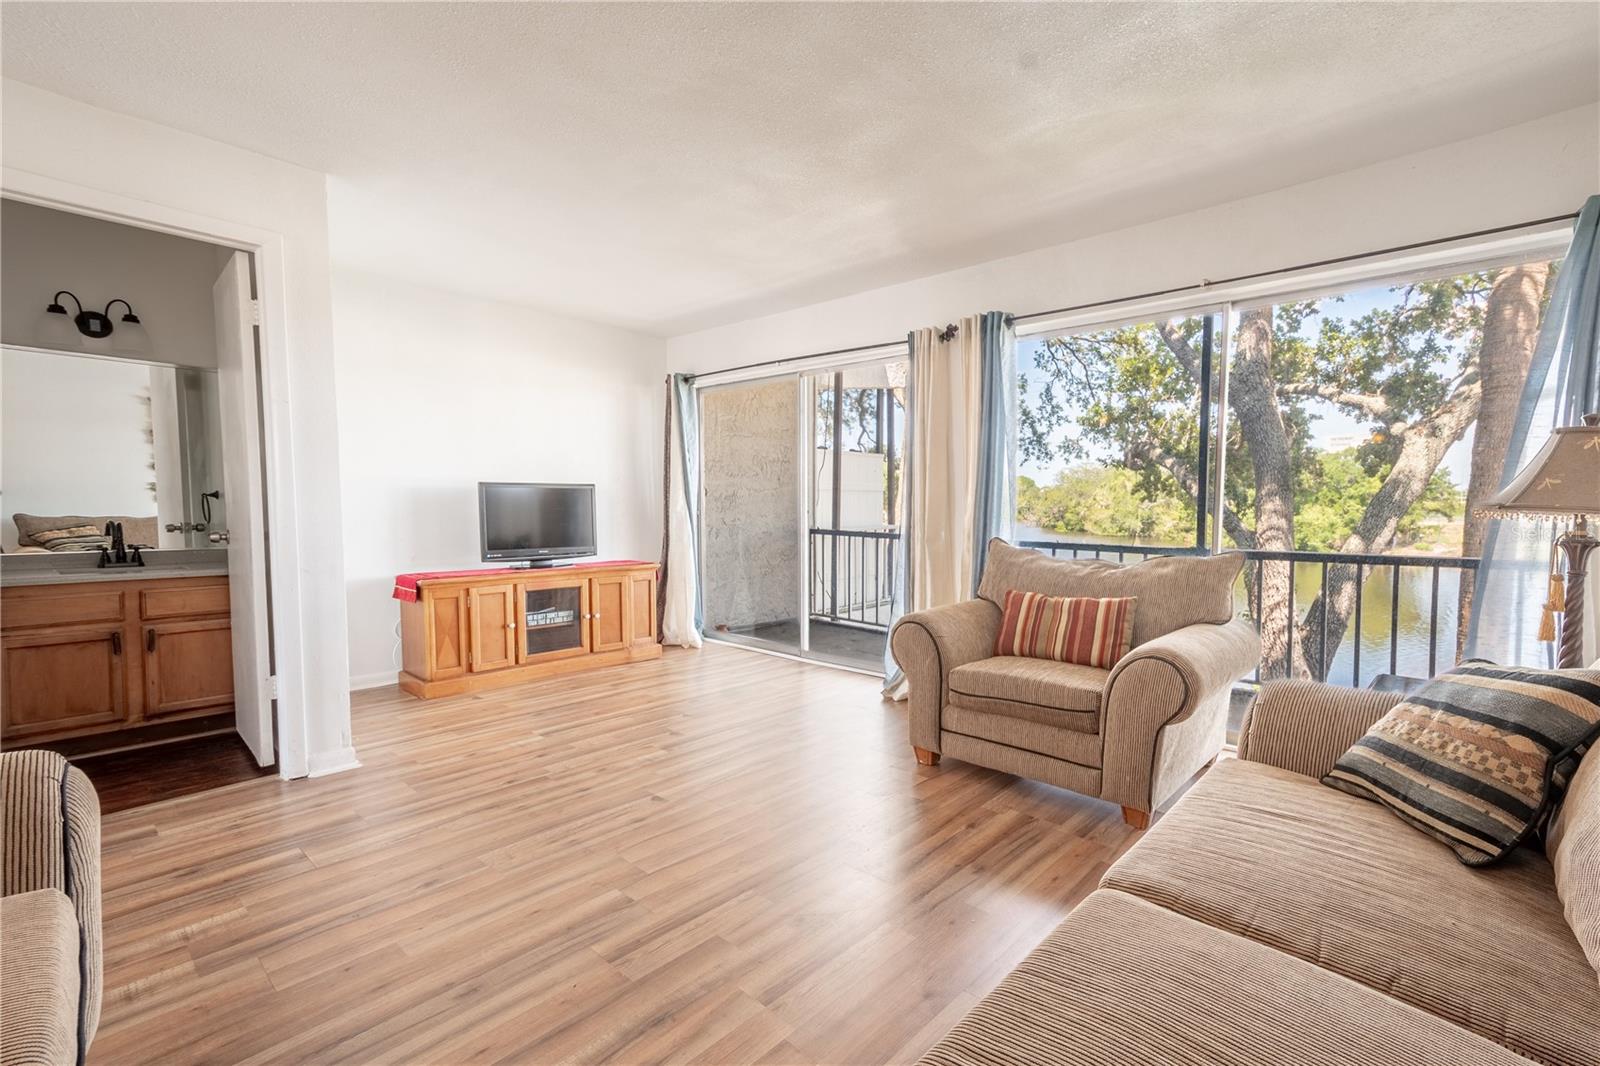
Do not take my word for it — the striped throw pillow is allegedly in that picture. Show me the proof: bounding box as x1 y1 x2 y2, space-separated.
32 524 110 552
995 590 1136 669
1324 661 1600 866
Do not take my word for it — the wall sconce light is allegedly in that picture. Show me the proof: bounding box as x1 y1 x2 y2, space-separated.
39 291 150 356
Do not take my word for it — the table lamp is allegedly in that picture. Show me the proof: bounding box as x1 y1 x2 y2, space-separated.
1478 413 1600 668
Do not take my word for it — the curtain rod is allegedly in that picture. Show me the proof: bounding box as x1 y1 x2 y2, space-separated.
682 340 906 382
682 211 1578 381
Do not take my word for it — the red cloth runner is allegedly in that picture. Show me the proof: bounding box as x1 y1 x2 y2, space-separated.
392 560 656 602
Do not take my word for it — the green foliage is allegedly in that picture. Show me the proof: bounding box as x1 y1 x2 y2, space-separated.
1292 449 1462 551
1017 467 1193 543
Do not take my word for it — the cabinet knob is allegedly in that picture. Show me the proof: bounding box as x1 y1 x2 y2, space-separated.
146 630 157 654
506 622 515 630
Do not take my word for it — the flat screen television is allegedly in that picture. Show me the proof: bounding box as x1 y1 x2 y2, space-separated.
479 482 596 566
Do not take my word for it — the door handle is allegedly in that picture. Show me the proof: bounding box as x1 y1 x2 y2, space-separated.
208 530 231 544
146 630 157 654
111 632 122 656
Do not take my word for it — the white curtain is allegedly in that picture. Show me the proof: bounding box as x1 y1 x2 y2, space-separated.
661 375 702 648
884 316 988 699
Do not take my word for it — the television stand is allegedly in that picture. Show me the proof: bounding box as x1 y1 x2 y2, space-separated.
398 561 660 699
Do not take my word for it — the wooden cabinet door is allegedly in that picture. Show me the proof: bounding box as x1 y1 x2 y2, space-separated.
424 589 469 680
626 571 658 649
468 584 518 672
2 626 128 740
143 619 235 717
588 575 628 652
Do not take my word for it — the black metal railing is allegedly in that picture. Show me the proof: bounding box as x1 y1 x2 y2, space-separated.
809 528 899 630
1018 539 1479 686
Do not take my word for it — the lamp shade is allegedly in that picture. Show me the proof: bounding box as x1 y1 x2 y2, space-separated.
1479 414 1600 518
110 316 151 359
36 305 79 351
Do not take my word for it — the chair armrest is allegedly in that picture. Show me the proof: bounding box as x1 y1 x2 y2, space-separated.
1105 616 1260 726
1100 618 1259 809
1 750 102 1051
889 598 1002 751
1237 679 1404 780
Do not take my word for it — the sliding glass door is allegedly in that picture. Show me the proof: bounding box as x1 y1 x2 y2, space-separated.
804 360 907 668
696 353 907 670
698 375 804 656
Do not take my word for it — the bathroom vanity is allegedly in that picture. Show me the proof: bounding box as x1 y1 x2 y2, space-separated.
1 566 234 745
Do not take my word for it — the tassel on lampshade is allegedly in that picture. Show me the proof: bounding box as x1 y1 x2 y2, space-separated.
1478 414 1600 668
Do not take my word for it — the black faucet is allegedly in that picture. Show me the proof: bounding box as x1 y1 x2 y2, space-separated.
96 521 145 569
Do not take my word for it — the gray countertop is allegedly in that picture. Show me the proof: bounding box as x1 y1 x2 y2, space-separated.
1 550 229 588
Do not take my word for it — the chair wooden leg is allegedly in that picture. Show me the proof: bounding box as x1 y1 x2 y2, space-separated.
1121 806 1151 830
913 746 940 766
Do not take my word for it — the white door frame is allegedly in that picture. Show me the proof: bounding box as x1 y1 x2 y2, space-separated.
2 166 312 779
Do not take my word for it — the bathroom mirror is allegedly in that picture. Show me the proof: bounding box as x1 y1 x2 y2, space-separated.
1 345 227 553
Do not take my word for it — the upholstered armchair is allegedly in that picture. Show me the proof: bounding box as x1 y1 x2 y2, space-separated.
890 540 1260 827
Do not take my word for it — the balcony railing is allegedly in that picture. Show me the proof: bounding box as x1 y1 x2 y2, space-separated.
1019 539 1480 686
805 530 1480 686
809 528 898 630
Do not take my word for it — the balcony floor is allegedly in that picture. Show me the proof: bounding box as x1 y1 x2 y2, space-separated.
717 617 886 669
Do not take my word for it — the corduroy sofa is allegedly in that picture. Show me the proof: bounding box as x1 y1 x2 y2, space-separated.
920 679 1600 1066
890 539 1259 826
1 751 102 1066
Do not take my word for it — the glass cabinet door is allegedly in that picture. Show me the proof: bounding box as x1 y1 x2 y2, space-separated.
518 581 588 661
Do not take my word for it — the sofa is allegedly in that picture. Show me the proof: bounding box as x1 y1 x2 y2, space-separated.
920 679 1600 1066
890 539 1260 826
1 751 103 1066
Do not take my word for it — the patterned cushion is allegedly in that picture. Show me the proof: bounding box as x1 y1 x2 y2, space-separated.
1323 662 1600 866
30 524 110 552
995 590 1135 669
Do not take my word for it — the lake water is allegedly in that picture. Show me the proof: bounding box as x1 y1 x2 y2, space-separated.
1014 525 1473 684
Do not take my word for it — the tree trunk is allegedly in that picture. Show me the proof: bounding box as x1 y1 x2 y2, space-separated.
1228 308 1299 678
1456 263 1550 652
1297 370 1484 681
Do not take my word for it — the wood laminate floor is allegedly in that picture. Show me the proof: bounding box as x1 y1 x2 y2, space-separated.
91 643 1142 1065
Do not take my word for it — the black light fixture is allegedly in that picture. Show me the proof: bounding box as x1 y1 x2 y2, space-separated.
39 290 149 355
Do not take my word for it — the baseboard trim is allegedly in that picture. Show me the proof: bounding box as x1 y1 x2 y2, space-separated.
306 747 361 778
349 672 397 692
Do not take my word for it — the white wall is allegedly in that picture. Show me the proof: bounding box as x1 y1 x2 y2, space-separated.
1 199 227 368
1 79 353 778
0 348 157 549
332 269 666 687
667 105 1600 372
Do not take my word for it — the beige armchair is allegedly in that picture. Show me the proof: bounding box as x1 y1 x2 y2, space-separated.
890 540 1259 827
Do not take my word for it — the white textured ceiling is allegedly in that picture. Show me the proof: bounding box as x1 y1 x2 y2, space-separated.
2 3 1596 335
